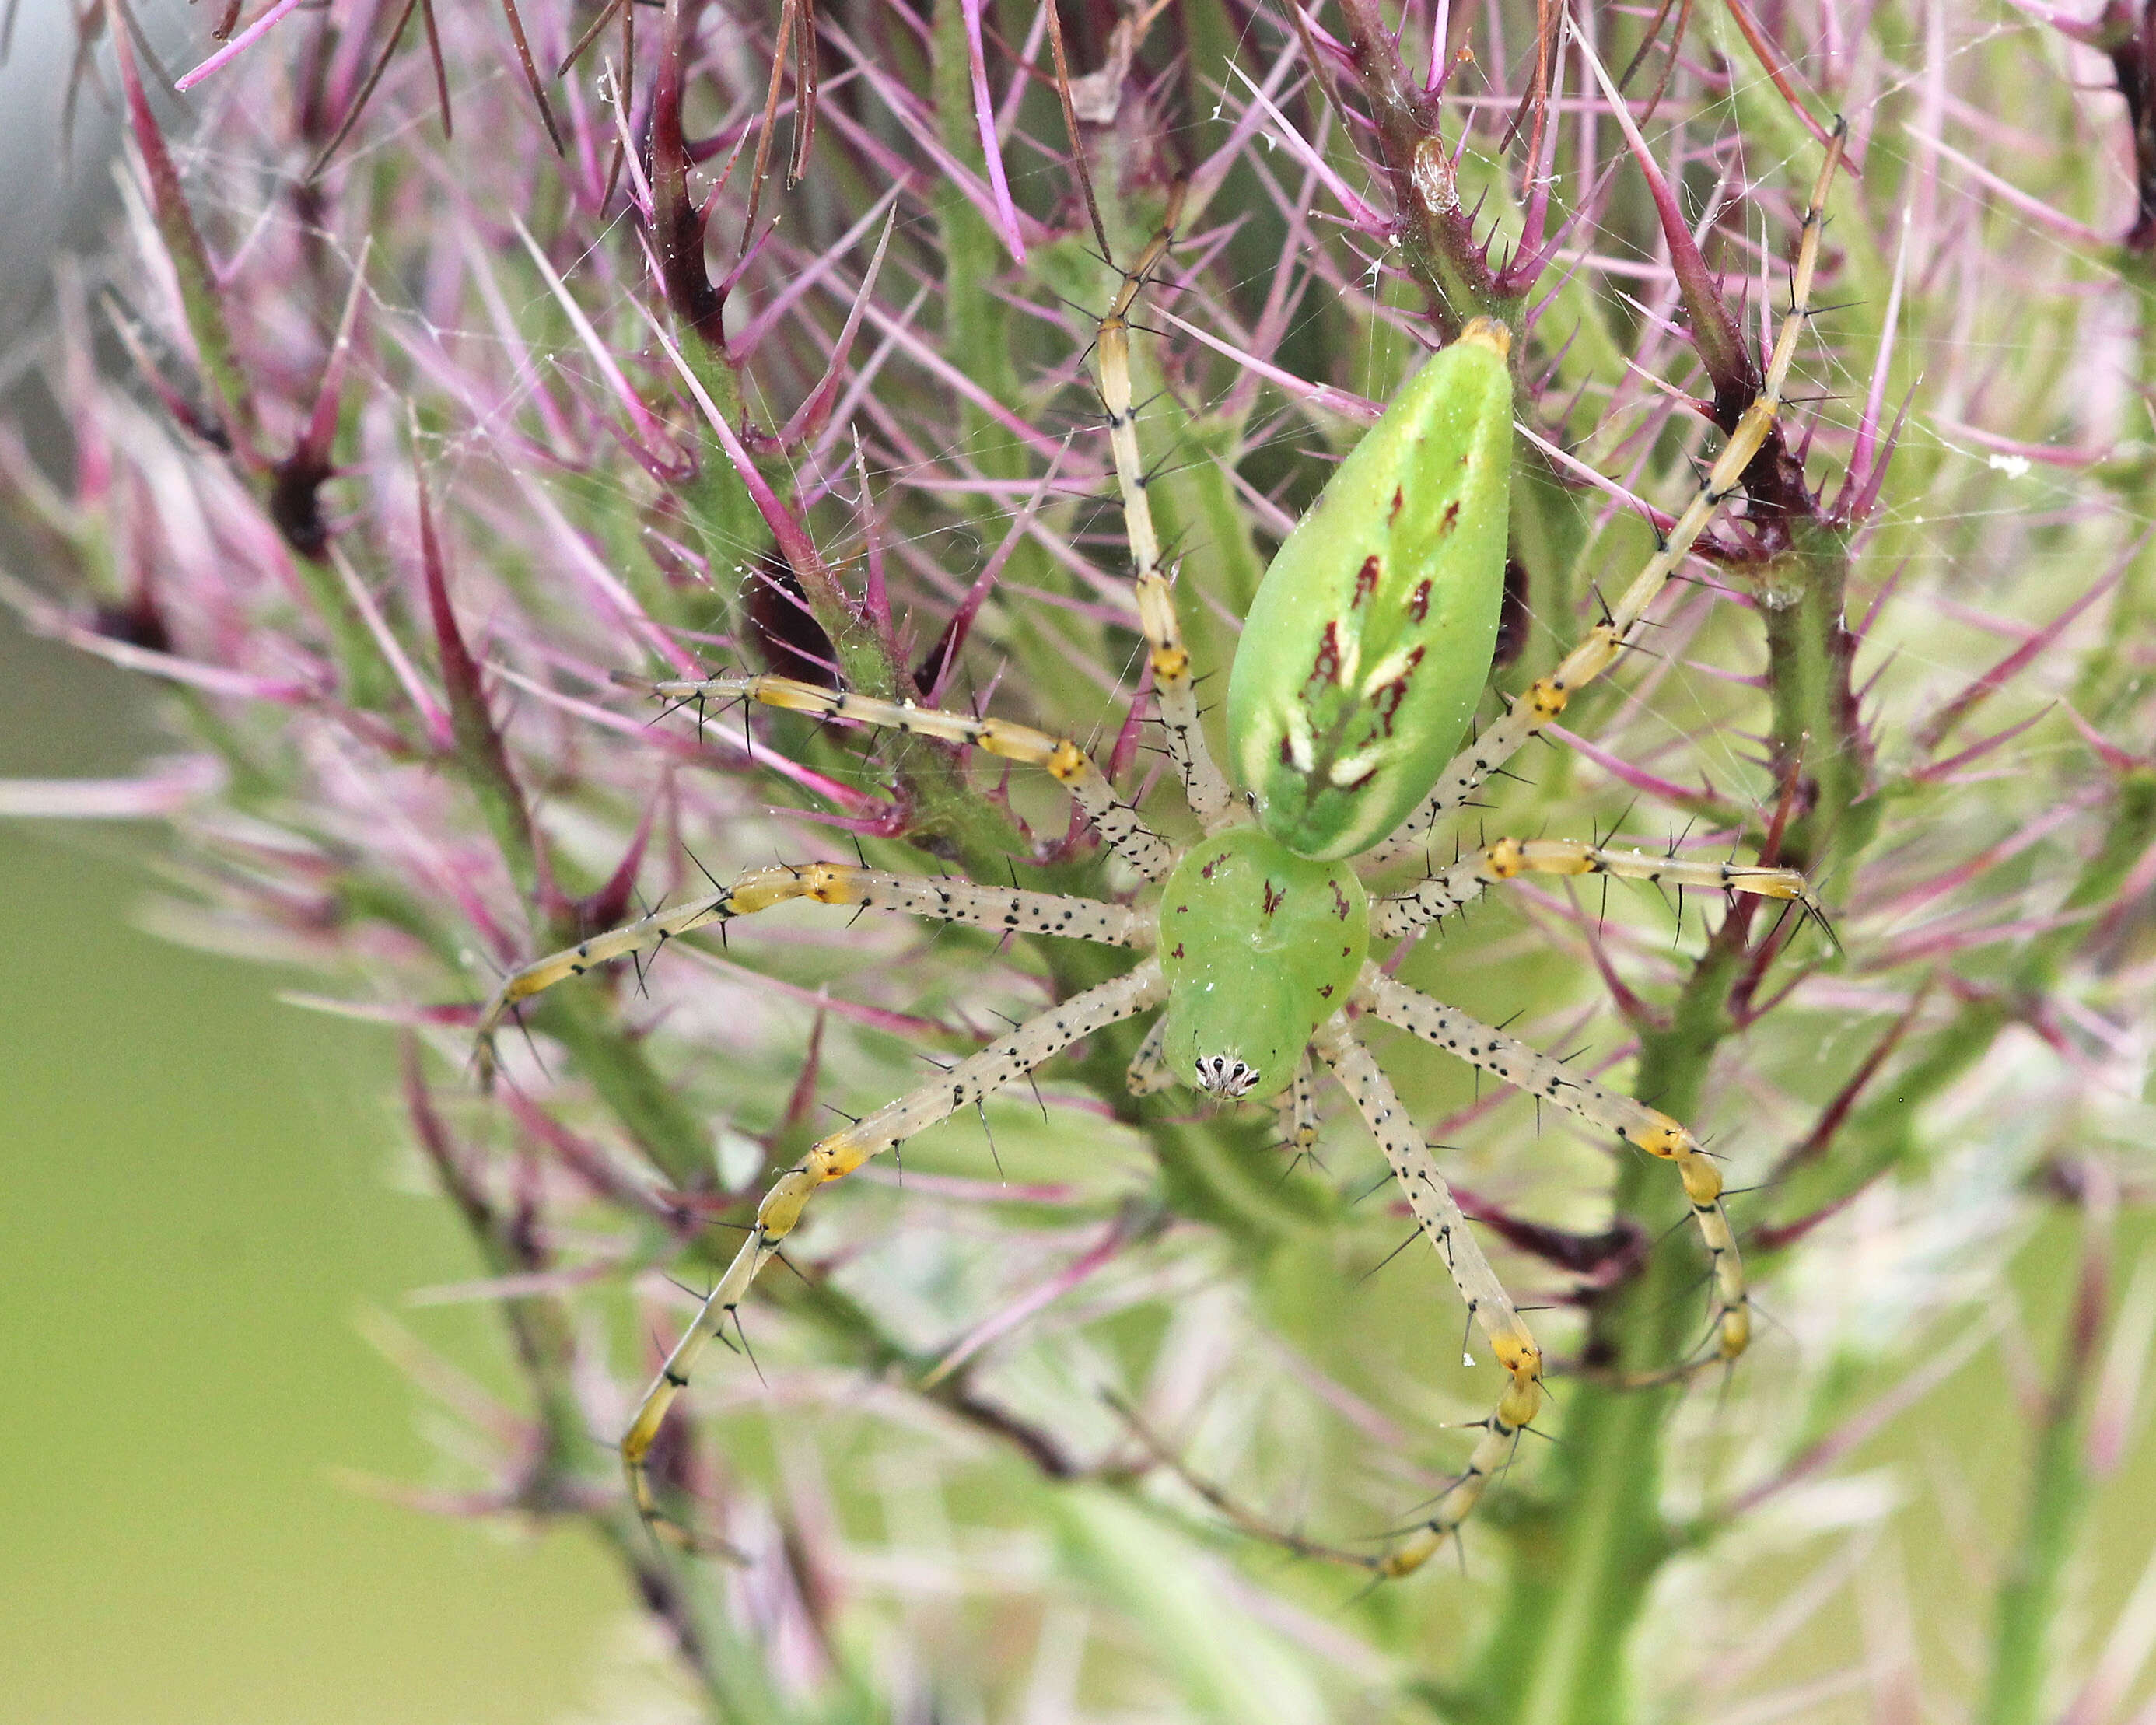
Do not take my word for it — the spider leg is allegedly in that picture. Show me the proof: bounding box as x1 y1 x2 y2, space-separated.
477 862 1149 1075
625 960 1167 1540
1106 1390 1381 1573
1094 202 1238 830
1124 1013 1174 1096
628 671 1176 880
1271 1051 1321 1164
1371 836 1818 941
1312 1017 1543 1578
1355 969 1748 1367
1364 128 1846 871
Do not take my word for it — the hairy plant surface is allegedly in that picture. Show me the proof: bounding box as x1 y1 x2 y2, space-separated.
6 2 2156 1723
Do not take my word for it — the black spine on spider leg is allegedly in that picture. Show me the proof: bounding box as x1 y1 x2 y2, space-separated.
1351 1169 1396 1205
1358 1226 1428 1286
681 843 726 894
730 1308 768 1387
509 1001 551 1081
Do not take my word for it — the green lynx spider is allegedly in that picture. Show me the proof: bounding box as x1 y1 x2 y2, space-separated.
481 138 1839 1576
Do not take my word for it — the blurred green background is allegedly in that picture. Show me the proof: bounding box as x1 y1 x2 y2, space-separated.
0 615 626 1719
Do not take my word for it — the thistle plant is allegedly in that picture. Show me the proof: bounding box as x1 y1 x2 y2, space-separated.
8 2 2156 1723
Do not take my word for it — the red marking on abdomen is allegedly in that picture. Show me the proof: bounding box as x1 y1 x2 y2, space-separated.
1370 646 1426 735
1304 621 1344 691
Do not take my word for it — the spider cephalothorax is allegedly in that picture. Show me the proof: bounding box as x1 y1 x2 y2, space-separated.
479 135 1841 1575
1157 828 1369 1102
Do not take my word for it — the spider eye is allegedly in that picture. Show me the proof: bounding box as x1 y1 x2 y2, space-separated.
1193 1055 1258 1099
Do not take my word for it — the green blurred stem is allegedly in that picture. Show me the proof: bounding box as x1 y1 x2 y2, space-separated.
930 0 1018 439
1980 1380 2091 1725
2077 258 2156 719
537 985 714 1189
1980 1191 2113 1725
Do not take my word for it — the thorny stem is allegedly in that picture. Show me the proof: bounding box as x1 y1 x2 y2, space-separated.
1468 911 1752 1725
1461 277 1877 1725
1762 523 1876 869
1332 0 1506 333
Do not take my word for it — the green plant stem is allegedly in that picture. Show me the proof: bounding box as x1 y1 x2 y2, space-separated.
2077 258 2156 720
1981 1384 2091 1725
1980 1191 2112 1725
1762 524 1875 869
1465 933 1743 1725
1465 514 1871 1725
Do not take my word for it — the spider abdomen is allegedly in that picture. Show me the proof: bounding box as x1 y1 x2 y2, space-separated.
1225 319 1514 862
1155 827 1369 1101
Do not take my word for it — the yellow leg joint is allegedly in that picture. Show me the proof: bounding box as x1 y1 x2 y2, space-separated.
1626 1115 1695 1160
754 1168 820 1238
1498 1367 1543 1431
732 871 807 915
804 863 863 905
1492 1330 1542 1379
1045 740 1088 782
1677 1152 1724 1205
1527 678 1570 722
